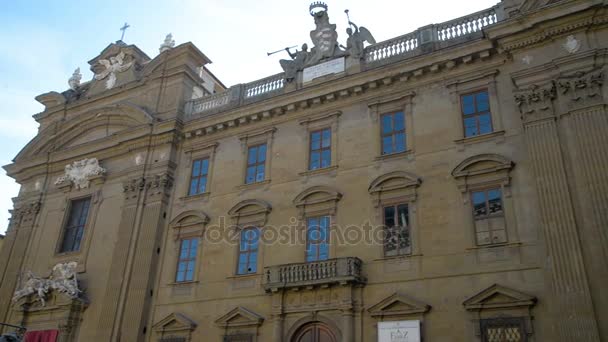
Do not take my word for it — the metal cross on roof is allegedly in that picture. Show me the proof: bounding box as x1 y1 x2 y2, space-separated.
120 22 130 41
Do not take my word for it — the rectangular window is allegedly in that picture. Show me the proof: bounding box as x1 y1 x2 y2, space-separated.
472 188 507 246
188 158 209 196
245 144 267 184
176 238 198 282
59 197 91 253
309 128 331 170
237 228 260 275
383 204 411 256
481 317 526 342
381 111 406 155
461 90 492 137
306 216 330 262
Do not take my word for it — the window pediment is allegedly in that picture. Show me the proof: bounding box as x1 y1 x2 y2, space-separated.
368 171 421 195
215 306 264 328
463 284 537 311
368 292 431 318
169 211 210 229
452 154 514 194
293 186 342 207
228 199 272 225
152 312 197 334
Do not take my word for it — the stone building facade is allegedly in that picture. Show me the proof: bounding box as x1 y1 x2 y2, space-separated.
0 0 607 341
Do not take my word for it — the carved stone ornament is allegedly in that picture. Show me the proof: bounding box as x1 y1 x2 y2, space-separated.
563 35 581 54
55 158 106 190
94 51 134 89
12 262 81 307
557 70 604 102
514 83 556 116
159 33 176 53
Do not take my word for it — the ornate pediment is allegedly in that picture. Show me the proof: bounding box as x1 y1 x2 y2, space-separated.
86 41 150 95
519 0 564 13
368 292 431 318
463 284 537 311
153 312 197 333
169 211 210 229
293 185 342 207
215 307 264 328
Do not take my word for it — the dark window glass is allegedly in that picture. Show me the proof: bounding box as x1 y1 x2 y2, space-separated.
237 228 259 274
188 158 209 196
176 238 198 282
245 144 267 184
306 216 330 262
461 90 493 137
309 128 331 170
381 112 406 155
59 197 91 253
383 204 411 256
472 188 507 246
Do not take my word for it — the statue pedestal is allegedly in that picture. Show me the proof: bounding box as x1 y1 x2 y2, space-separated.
345 56 362 74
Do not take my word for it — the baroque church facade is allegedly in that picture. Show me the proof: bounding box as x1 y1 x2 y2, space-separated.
1 0 607 341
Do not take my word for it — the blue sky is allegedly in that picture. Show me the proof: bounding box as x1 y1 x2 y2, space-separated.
0 0 498 233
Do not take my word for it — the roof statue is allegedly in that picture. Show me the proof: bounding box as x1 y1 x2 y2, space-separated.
308 2 343 65
280 44 310 82
68 67 82 91
160 33 176 53
344 10 376 59
94 51 134 89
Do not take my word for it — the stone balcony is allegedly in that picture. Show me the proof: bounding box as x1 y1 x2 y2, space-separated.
263 257 365 292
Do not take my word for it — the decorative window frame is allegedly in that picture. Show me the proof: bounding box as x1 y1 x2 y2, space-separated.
238 127 276 189
298 111 341 176
167 210 210 285
367 292 431 339
447 70 506 147
451 154 518 248
228 199 272 277
368 92 415 161
181 142 218 201
368 171 422 258
215 306 264 342
152 312 197 342
52 188 103 273
463 284 536 341
293 186 343 261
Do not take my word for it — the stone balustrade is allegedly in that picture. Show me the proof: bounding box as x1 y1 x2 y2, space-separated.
437 6 498 41
364 31 419 66
184 5 502 118
244 73 285 100
264 257 365 292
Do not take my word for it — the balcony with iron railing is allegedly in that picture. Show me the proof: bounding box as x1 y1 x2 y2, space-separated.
263 257 365 292
183 4 502 119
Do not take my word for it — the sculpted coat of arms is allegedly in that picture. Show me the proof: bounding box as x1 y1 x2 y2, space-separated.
55 158 106 190
94 51 134 89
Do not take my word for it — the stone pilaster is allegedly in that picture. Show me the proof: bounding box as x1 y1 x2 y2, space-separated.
95 177 145 340
515 78 601 341
119 173 173 342
0 201 40 331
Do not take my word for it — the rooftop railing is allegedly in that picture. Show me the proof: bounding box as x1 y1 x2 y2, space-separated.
184 4 502 119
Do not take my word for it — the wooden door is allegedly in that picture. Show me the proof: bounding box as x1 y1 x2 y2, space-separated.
292 323 337 342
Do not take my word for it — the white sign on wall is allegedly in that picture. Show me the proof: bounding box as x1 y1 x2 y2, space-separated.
303 57 345 83
378 320 421 342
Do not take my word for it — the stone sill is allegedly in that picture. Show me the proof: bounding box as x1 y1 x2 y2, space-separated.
375 149 414 162
465 242 522 251
168 280 199 287
373 253 423 262
236 179 271 191
227 273 262 280
179 192 210 202
454 130 505 145
299 165 339 177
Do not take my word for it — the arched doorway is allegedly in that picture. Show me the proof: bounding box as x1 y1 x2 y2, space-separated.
292 322 338 342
